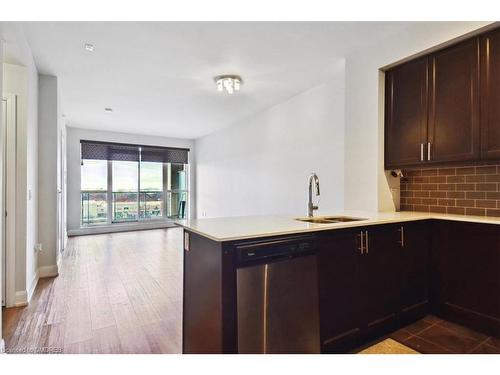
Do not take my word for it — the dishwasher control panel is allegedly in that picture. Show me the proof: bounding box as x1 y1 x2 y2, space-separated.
235 235 316 266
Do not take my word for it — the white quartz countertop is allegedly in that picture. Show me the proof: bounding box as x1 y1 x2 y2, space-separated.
174 210 500 242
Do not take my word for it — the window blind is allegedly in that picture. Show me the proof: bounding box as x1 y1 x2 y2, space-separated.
141 146 189 164
80 140 189 164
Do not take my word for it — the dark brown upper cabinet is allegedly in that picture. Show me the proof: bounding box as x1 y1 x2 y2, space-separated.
383 28 500 169
428 38 480 163
481 27 500 159
385 57 429 169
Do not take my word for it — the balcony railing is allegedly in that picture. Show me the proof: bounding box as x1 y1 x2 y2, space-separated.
81 190 186 225
140 191 164 219
81 191 108 225
112 191 164 222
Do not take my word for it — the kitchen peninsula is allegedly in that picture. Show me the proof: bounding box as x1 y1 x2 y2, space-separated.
177 211 500 354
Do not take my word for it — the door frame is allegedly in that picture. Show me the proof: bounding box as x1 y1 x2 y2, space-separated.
58 129 66 260
1 93 17 308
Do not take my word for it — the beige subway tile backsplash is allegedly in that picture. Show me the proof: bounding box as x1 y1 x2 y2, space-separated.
400 165 500 217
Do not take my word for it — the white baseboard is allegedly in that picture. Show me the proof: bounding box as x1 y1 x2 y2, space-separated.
0 339 5 353
39 264 59 278
68 221 176 236
14 291 28 307
11 271 40 307
27 271 39 302
10 267 53 308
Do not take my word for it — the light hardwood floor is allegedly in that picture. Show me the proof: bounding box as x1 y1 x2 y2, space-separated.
2 228 183 354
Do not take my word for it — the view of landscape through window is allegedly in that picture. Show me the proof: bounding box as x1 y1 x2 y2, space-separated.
81 160 108 225
81 157 187 225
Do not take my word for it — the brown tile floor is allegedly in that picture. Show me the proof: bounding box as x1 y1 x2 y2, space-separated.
388 315 500 354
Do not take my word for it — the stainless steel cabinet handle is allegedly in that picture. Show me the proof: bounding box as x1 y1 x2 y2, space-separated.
398 226 405 248
420 143 424 161
364 231 369 254
427 142 431 161
358 231 364 254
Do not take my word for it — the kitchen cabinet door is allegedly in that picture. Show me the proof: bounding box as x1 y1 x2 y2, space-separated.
397 221 430 323
317 230 362 353
358 225 400 339
480 28 500 159
428 38 480 163
432 221 500 336
385 57 429 169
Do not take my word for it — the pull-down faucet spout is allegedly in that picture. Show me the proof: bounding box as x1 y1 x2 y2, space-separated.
307 173 320 217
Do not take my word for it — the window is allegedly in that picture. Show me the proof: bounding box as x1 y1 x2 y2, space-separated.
80 141 189 226
140 162 163 219
81 160 108 225
112 161 139 222
166 163 188 219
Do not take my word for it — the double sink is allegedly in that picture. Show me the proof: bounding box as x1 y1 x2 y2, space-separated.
295 216 367 224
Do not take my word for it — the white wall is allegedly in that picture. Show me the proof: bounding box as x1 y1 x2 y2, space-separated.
66 126 195 232
344 21 493 212
38 75 61 276
195 23 493 219
195 61 345 218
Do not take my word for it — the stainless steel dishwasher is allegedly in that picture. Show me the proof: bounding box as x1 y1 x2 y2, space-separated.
235 235 320 354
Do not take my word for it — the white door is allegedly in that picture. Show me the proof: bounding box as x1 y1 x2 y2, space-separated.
58 131 66 258
1 94 16 307
1 98 6 306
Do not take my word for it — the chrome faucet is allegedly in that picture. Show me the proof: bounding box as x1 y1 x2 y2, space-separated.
307 173 320 217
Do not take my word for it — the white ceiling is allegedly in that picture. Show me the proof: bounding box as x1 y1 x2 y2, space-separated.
19 22 416 139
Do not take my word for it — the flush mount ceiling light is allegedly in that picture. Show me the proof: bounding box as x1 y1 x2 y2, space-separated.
214 75 242 95
84 43 94 52
104 107 113 112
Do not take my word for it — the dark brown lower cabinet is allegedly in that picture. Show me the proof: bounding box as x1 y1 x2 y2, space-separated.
317 223 428 352
317 229 362 353
314 220 500 353
358 224 400 339
398 221 430 323
431 221 500 337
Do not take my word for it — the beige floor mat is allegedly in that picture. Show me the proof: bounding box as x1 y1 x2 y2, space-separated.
359 338 420 354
